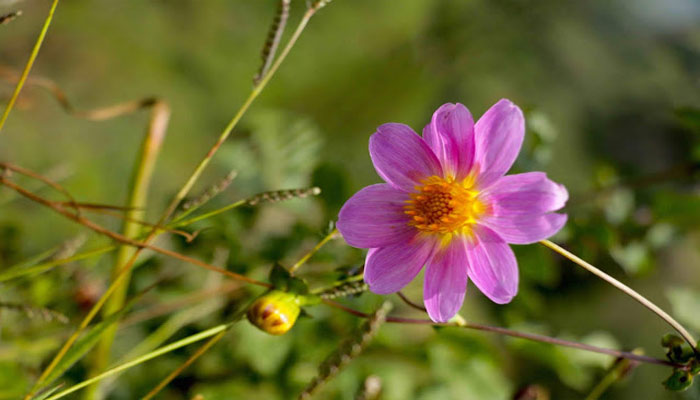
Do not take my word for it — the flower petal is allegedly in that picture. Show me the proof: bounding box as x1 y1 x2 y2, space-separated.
369 123 443 191
423 236 469 322
364 236 437 294
422 103 475 180
482 212 568 245
482 172 568 215
474 99 525 187
466 226 518 304
337 184 415 249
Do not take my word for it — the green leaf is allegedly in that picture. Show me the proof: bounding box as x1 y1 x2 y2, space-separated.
663 369 693 391
666 287 700 333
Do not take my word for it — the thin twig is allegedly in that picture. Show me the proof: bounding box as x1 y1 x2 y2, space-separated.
0 176 270 289
396 291 426 312
321 299 683 369
0 66 160 121
0 161 80 213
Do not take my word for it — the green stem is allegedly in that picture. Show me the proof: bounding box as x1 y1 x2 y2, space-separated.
42 324 231 400
540 239 697 350
289 228 339 274
85 102 170 400
170 199 246 227
0 0 60 132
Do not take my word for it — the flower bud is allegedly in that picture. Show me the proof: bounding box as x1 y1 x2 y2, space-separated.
247 290 301 335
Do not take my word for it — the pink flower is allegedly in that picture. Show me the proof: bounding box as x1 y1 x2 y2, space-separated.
337 100 568 322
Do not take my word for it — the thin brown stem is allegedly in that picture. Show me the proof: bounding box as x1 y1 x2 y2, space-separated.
0 176 270 289
321 299 683 369
396 291 426 312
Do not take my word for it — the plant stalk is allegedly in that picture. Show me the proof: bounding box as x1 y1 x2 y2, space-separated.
539 239 697 350
84 102 170 400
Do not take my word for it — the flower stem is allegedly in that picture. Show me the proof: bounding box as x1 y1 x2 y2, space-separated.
0 0 59 132
539 239 697 350
290 228 339 274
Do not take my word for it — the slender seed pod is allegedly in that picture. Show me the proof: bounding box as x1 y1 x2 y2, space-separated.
246 187 321 206
247 290 301 335
254 0 290 85
318 280 368 300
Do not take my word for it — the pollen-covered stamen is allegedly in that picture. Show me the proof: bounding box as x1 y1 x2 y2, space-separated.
405 175 485 234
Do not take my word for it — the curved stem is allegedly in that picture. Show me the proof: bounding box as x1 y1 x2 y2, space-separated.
321 299 683 369
397 291 426 312
0 0 60 132
540 239 697 350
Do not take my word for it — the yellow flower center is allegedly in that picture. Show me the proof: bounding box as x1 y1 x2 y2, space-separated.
404 175 485 235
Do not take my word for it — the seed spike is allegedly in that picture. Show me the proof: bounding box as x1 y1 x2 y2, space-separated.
254 0 291 85
246 187 321 206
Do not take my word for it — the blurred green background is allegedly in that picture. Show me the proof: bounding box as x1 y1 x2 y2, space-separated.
1 0 699 399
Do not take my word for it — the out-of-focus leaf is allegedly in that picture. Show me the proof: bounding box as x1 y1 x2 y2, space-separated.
219 109 322 192
666 287 700 333
0 361 28 399
610 241 650 276
603 189 634 225
427 341 511 400
652 192 700 228
508 326 619 391
232 321 293 376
